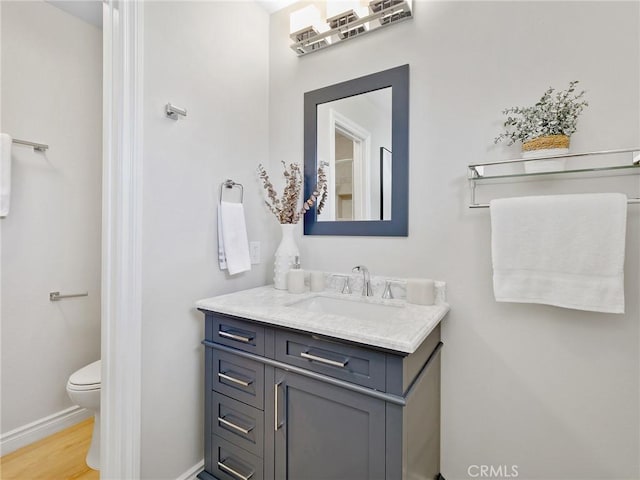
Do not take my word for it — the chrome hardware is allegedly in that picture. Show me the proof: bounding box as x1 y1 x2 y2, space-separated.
382 280 403 299
165 102 187 120
352 265 373 296
219 179 244 203
332 274 352 294
218 330 253 344
49 291 88 302
274 380 284 431
382 281 394 299
290 0 412 56
218 372 253 387
217 460 254 480
468 147 640 208
13 138 49 152
300 351 348 368
218 416 253 435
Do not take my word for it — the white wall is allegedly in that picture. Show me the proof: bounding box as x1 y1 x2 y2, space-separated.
269 2 640 479
140 2 271 478
0 0 102 435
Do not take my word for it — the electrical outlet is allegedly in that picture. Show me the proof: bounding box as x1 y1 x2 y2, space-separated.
249 241 261 264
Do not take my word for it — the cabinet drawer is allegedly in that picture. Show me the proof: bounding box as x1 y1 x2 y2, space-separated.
212 349 264 409
209 314 265 356
211 435 263 480
275 331 386 391
213 393 264 457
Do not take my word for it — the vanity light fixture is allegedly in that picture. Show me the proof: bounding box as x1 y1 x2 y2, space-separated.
326 1 369 39
289 4 332 55
289 0 413 56
370 0 413 26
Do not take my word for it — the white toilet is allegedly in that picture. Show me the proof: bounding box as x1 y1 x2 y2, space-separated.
66 360 101 470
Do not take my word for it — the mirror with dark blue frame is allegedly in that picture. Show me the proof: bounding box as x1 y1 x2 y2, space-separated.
303 64 409 236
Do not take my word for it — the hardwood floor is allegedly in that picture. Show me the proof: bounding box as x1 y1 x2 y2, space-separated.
0 418 99 480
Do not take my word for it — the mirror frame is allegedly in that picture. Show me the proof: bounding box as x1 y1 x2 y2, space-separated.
303 64 409 236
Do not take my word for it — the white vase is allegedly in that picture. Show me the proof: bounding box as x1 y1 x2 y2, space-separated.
274 224 299 290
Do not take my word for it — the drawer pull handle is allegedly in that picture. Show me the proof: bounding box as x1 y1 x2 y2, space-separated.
219 330 254 344
218 416 253 435
274 380 283 431
218 372 253 387
217 460 254 480
300 351 348 368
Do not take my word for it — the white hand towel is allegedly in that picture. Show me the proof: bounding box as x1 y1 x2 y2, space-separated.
0 133 13 218
217 204 228 270
219 201 251 275
490 193 627 314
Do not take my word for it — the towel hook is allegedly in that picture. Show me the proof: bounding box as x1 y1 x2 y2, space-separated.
165 103 187 120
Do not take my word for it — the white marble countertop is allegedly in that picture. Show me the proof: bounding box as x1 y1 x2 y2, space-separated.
196 285 449 354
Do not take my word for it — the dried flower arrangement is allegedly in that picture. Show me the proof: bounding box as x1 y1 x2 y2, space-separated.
494 81 588 147
258 162 327 224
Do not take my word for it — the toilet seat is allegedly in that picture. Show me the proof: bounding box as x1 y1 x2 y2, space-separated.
67 360 101 391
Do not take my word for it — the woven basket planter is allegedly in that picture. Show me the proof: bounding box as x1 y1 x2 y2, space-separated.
522 134 570 173
523 134 570 151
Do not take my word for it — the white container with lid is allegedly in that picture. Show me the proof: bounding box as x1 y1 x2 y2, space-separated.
287 256 306 294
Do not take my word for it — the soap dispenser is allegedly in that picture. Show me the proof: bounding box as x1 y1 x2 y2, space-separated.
287 256 305 294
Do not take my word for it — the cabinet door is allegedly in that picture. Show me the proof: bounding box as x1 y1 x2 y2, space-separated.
273 370 386 480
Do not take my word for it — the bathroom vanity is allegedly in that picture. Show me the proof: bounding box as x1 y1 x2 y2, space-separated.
196 286 448 480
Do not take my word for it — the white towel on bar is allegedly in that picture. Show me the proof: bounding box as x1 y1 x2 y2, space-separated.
219 201 251 275
217 204 228 270
490 193 627 314
0 133 13 217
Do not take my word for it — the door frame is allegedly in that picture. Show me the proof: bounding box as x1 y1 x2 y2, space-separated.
101 0 144 477
328 109 371 220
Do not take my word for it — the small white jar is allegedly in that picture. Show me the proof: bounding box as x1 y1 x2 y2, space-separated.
287 256 306 294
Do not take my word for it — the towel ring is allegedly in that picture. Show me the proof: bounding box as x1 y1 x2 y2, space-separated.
219 179 244 203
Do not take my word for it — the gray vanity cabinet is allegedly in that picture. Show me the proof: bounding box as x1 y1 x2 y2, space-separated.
273 369 386 480
199 310 443 480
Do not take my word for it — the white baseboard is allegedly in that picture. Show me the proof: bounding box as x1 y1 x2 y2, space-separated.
0 405 92 456
175 459 204 480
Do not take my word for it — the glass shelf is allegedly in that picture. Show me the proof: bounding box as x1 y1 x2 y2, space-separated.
468 147 640 208
471 163 640 182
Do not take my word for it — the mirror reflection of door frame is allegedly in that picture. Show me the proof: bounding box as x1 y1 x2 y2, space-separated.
328 109 371 220
380 147 392 220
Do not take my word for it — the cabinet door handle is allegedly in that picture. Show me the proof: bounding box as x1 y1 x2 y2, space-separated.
218 330 254 344
217 460 254 480
218 372 253 387
217 416 253 435
300 351 348 368
274 380 283 431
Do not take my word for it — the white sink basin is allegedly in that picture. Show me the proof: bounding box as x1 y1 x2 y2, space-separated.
287 295 403 322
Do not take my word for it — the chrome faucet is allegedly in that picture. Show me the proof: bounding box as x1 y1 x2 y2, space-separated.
331 274 352 294
352 265 373 297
